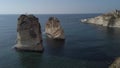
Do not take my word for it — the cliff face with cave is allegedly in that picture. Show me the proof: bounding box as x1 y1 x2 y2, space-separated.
81 10 120 28
14 14 43 52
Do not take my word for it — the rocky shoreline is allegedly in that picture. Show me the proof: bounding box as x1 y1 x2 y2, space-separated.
81 10 120 28
81 10 120 68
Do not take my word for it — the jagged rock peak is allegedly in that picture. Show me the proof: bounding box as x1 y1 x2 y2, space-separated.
48 16 60 22
18 14 39 22
102 10 120 18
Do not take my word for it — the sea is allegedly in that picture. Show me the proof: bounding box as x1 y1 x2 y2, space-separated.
0 14 120 68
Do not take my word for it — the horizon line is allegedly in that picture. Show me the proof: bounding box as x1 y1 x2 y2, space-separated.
0 13 103 15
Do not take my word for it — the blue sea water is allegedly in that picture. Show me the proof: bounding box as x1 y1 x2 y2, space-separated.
0 14 120 68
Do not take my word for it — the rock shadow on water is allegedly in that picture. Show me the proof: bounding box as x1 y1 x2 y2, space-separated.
105 27 120 39
106 27 115 35
16 52 43 68
97 27 120 68
92 25 120 39
44 38 65 56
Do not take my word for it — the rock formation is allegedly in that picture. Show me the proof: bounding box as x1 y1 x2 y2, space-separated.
14 14 43 52
45 17 65 40
109 57 120 68
81 10 120 28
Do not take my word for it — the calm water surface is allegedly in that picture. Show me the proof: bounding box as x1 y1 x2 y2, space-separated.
0 14 120 68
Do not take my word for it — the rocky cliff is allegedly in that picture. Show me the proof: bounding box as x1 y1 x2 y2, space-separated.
45 17 65 40
14 14 43 52
81 10 120 27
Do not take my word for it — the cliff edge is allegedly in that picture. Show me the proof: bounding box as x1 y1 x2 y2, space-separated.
81 10 120 28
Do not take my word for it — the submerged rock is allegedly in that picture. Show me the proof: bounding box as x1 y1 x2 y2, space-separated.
109 57 120 68
14 14 43 52
45 17 65 40
81 10 120 28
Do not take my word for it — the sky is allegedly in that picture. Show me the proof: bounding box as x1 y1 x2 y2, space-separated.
0 0 119 14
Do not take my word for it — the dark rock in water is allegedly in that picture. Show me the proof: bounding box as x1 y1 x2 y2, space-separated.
81 10 120 28
45 17 65 40
14 14 44 52
109 57 120 68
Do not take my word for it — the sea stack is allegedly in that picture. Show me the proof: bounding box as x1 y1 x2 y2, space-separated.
14 14 43 52
45 17 65 40
81 10 120 28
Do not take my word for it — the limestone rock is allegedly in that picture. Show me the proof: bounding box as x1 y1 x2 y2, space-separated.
109 58 120 68
14 14 43 52
81 10 120 28
45 17 65 40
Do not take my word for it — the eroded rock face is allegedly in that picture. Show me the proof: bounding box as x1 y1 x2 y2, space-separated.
14 14 43 52
45 17 65 40
81 10 120 28
109 58 120 68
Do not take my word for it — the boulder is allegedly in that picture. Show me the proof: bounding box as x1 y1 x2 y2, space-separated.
81 10 120 28
45 17 65 40
14 14 43 52
109 57 120 68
